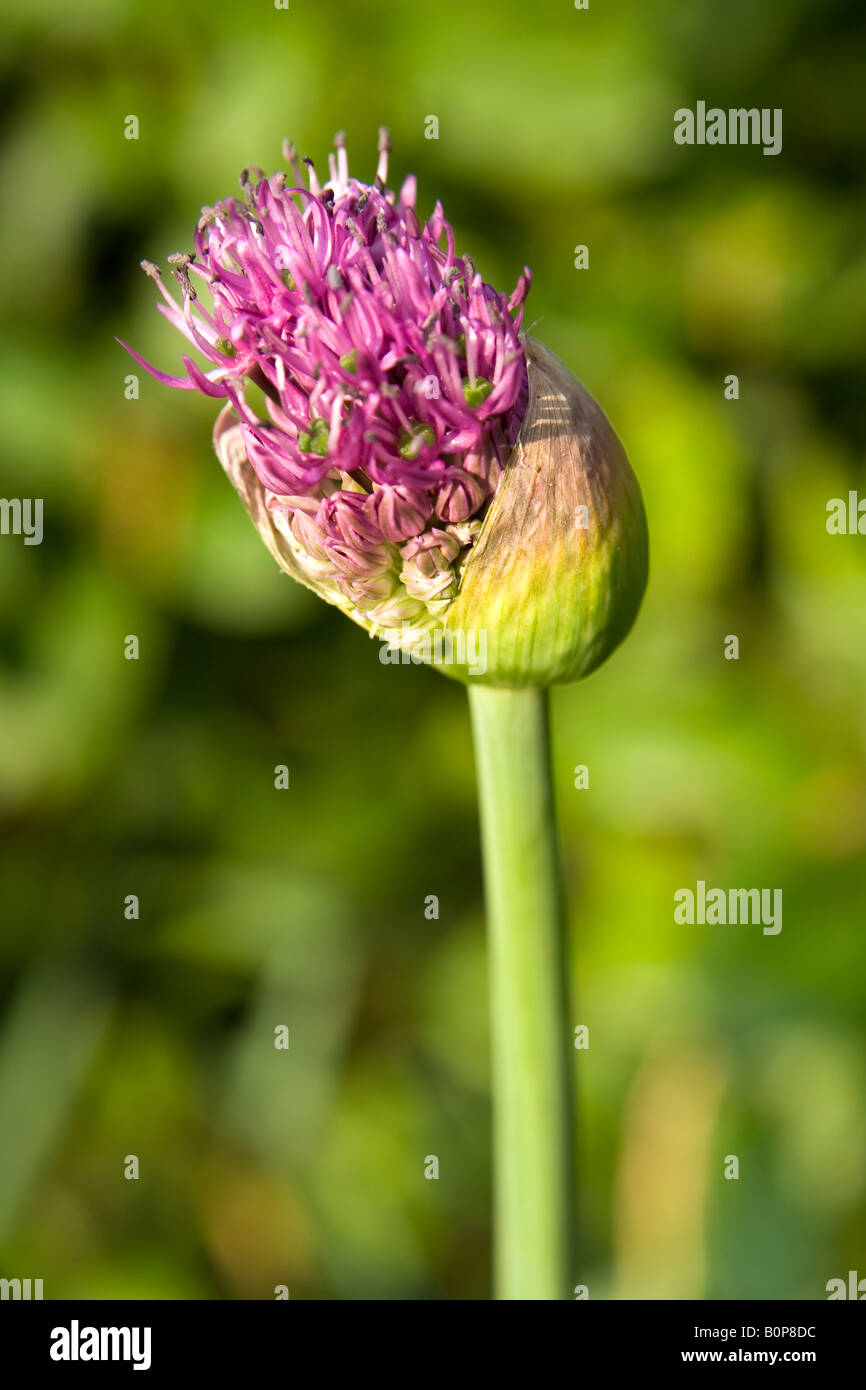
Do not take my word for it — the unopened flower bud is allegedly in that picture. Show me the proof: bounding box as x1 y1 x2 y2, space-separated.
444 338 648 685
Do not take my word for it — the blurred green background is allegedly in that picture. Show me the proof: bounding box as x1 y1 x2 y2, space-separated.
1 0 865 1300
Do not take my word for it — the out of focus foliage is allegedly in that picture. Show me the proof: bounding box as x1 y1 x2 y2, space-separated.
0 0 864 1299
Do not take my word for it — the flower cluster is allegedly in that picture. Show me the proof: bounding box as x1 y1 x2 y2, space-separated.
124 130 530 631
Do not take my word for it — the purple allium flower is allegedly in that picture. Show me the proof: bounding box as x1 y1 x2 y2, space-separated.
125 130 648 686
123 130 531 636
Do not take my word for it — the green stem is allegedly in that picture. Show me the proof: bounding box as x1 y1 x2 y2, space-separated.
468 683 576 1301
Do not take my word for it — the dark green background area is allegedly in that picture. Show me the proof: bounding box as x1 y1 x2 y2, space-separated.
0 0 864 1299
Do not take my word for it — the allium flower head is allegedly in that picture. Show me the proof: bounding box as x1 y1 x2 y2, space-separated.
124 131 647 685
124 130 531 636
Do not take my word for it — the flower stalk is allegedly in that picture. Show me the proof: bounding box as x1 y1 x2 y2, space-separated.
469 684 575 1300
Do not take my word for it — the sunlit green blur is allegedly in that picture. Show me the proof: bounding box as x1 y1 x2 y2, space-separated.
1 0 865 1301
